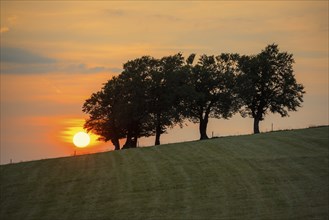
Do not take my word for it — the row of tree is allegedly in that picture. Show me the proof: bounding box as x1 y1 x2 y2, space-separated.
83 44 305 150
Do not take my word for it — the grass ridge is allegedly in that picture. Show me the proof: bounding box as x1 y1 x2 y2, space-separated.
1 126 328 220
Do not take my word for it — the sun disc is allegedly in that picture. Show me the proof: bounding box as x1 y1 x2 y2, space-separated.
73 131 90 148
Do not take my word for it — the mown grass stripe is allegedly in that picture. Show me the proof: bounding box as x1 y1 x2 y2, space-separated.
1 126 328 220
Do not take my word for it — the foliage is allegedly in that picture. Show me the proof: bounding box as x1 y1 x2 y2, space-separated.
83 77 124 150
185 54 240 139
116 56 157 148
147 53 187 145
237 44 305 133
83 44 306 148
83 54 189 148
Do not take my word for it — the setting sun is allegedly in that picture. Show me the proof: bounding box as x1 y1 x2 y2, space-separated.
60 118 101 149
73 131 90 148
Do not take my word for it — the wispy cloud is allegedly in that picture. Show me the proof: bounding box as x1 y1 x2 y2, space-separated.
0 15 18 34
1 62 121 75
0 26 9 34
151 14 182 22
65 63 122 74
1 47 56 64
104 8 125 16
1 63 57 74
7 15 18 25
0 47 121 74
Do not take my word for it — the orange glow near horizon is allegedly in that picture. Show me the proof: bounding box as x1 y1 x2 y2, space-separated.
1 1 327 163
60 118 100 148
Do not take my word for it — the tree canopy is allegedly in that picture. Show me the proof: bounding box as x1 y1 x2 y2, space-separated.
147 53 187 145
83 54 188 149
184 54 240 139
237 44 305 133
83 77 125 150
83 44 305 149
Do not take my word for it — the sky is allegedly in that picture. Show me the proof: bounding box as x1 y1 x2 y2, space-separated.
1 1 328 164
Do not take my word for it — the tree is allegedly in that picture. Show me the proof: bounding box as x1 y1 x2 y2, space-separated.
147 53 187 145
82 77 125 150
237 44 305 134
83 54 189 149
83 56 156 150
185 54 240 140
118 56 157 148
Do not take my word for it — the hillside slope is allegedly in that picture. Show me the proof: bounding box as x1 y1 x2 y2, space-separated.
1 126 328 220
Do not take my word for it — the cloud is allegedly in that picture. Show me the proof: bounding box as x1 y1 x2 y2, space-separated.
1 62 121 75
0 15 18 35
7 15 18 25
1 63 57 74
68 63 121 74
104 8 125 16
69 63 104 73
1 64 121 75
151 14 181 22
1 47 56 64
0 27 9 34
108 67 122 73
296 50 328 59
0 47 121 75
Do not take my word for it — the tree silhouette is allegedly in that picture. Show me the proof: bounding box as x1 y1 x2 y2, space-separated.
118 56 156 148
185 54 240 140
83 55 187 149
237 44 305 134
83 77 125 150
83 45 305 149
148 53 187 145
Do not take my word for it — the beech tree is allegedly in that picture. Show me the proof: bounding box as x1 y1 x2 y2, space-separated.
83 45 303 149
148 53 186 145
83 55 187 149
118 56 156 148
185 54 240 140
82 77 124 150
83 57 156 150
237 44 305 134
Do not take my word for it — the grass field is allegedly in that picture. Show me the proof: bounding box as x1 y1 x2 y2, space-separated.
1 126 328 220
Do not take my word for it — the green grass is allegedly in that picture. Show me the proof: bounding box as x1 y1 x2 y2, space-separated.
1 126 328 220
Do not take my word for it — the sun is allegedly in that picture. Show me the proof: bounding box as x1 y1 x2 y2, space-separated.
73 131 90 148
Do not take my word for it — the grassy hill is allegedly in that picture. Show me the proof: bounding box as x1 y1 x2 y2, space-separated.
1 126 328 220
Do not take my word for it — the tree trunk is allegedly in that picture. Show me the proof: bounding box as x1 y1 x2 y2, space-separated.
111 123 120 150
123 130 137 149
111 138 120 150
132 135 138 148
155 113 161 145
253 116 260 134
122 136 132 149
199 118 209 140
123 138 137 149
155 127 161 145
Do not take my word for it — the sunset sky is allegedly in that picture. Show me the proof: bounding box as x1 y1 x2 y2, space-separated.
1 1 328 164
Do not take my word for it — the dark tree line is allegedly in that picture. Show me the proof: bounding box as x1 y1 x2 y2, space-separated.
83 44 305 150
